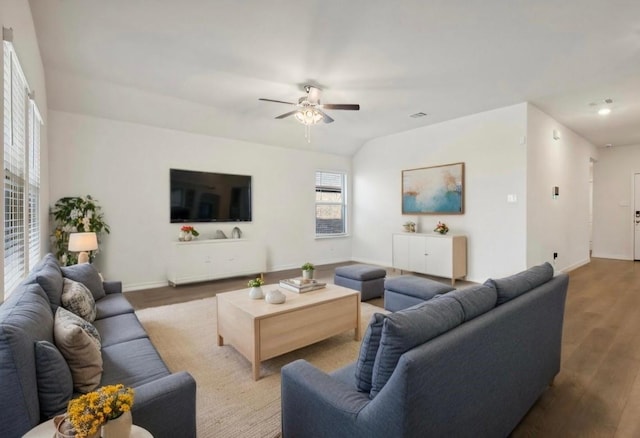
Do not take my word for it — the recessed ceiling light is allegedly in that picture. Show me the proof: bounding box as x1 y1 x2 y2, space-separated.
605 143 613 148
409 112 428 118
598 108 611 116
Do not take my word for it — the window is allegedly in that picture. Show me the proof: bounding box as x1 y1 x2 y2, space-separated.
315 171 347 236
3 36 42 299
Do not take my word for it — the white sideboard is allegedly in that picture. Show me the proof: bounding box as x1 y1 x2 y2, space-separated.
167 239 266 286
392 233 467 285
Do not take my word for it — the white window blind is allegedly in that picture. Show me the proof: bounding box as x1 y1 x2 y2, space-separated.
28 98 41 269
315 171 347 236
3 37 41 298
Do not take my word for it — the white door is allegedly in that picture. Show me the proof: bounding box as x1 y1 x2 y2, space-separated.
634 174 640 260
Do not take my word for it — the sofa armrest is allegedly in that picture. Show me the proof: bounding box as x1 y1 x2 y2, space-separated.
131 371 197 438
281 360 371 438
103 281 122 295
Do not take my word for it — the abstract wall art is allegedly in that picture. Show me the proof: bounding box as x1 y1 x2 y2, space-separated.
402 162 465 214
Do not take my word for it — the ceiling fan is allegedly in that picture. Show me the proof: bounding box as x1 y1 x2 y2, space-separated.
259 85 360 141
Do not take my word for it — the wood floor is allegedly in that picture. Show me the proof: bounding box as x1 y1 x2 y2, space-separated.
125 258 640 437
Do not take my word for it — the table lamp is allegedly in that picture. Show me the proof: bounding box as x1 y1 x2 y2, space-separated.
68 232 98 264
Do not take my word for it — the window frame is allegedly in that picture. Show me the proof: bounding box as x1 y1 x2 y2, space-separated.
3 36 42 300
315 170 348 238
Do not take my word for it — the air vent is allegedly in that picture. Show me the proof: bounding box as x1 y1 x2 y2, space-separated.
410 112 428 118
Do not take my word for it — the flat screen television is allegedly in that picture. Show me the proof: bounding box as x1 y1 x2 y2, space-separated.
170 169 252 223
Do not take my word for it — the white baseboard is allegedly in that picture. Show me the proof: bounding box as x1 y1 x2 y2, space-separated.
559 258 591 273
123 280 169 292
590 253 633 261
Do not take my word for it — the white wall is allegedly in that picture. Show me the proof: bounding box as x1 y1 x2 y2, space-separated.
591 144 640 260
526 104 598 272
48 111 352 291
1 0 49 300
352 103 529 282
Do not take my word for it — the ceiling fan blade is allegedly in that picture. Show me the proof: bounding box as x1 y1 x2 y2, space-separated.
275 110 299 119
321 103 360 111
316 109 334 124
259 98 296 105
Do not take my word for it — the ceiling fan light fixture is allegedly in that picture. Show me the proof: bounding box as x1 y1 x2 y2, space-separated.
294 108 323 125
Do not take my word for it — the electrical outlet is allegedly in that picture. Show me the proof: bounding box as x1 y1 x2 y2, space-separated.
553 252 558 260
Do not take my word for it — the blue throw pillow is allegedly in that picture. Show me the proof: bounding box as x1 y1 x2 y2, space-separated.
355 313 386 393
486 262 554 305
61 263 106 301
370 296 464 398
35 340 73 419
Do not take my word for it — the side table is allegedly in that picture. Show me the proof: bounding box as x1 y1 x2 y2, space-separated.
23 419 153 437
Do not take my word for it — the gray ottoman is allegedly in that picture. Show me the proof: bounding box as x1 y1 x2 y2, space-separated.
384 275 455 312
334 264 386 301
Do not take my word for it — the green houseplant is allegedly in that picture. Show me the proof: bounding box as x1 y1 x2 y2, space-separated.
51 195 110 266
301 262 315 280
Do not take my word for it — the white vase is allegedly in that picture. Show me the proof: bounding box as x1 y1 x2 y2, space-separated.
302 270 314 280
184 233 193 241
178 230 186 241
101 411 132 438
249 286 264 299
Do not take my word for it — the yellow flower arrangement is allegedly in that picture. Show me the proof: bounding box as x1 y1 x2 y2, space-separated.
67 384 135 437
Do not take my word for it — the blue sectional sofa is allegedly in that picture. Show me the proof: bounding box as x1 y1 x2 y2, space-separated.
281 263 568 437
0 254 196 438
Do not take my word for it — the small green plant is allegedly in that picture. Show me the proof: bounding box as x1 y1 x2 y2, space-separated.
301 262 315 271
247 277 264 287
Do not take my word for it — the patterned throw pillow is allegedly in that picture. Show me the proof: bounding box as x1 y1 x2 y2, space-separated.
61 278 97 322
53 307 102 393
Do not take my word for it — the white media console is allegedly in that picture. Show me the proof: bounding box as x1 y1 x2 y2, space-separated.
167 239 266 286
392 233 467 285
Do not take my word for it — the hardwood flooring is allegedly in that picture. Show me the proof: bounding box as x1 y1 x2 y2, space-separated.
125 258 640 437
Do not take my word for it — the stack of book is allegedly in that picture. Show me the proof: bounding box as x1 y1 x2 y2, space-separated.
278 278 326 293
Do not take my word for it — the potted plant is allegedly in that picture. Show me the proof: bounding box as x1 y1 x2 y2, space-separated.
179 225 199 241
50 195 110 266
247 277 264 299
301 262 315 280
63 384 134 438
434 221 449 235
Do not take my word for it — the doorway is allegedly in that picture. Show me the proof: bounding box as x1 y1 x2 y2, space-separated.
634 173 640 260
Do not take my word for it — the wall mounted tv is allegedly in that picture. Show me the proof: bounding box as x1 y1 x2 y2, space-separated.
170 169 252 223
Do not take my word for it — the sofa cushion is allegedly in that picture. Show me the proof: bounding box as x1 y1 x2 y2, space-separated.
92 313 148 348
439 284 497 322
370 295 464 398
355 313 386 393
95 293 135 320
53 307 103 393
100 338 170 388
34 340 73 420
61 263 106 301
485 262 554 305
61 278 97 322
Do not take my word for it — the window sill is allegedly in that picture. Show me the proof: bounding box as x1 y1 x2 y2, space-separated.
315 234 350 240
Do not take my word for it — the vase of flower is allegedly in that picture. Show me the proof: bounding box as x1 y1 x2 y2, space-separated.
179 225 199 241
248 277 264 299
101 410 132 438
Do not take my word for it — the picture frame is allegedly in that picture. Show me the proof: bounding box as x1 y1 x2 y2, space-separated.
402 162 464 214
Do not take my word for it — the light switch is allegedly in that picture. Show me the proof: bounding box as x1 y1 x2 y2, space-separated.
507 194 517 203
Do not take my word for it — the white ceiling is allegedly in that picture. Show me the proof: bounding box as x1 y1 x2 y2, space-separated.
28 1 640 156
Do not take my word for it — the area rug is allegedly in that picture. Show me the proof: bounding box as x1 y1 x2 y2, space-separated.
136 296 383 438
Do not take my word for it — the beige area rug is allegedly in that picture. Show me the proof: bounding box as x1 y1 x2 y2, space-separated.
136 296 383 438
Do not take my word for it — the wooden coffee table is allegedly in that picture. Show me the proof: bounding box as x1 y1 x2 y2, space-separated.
217 283 361 380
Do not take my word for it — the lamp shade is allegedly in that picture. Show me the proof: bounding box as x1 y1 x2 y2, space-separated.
68 232 98 252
